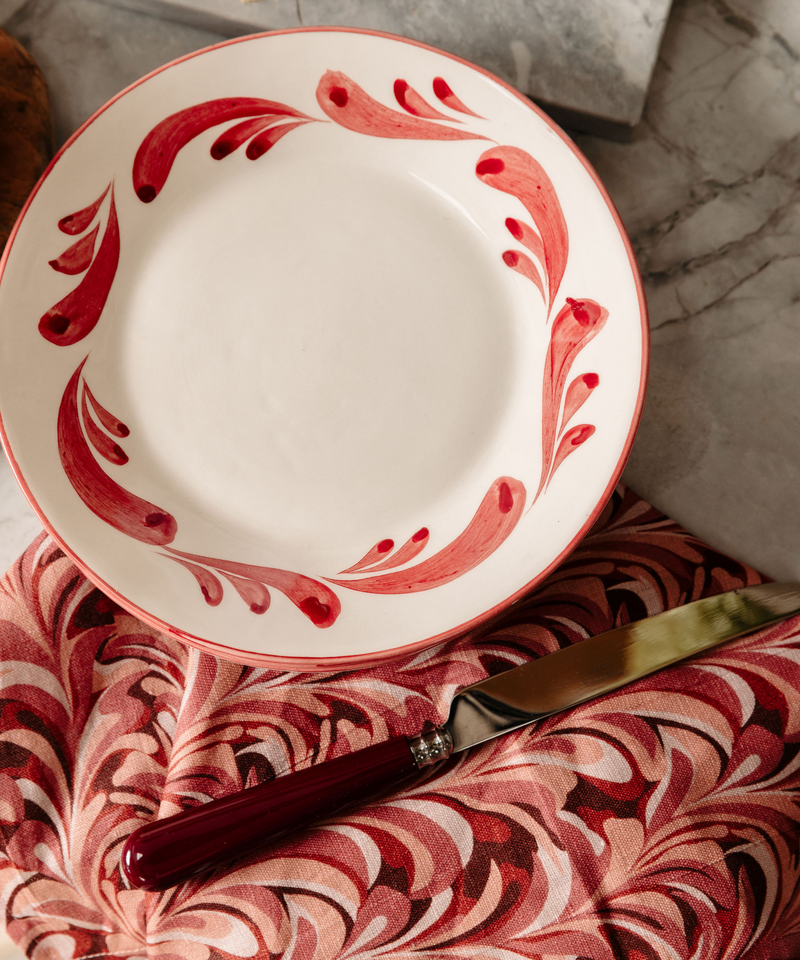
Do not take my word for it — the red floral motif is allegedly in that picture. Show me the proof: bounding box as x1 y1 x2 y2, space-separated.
433 76 486 118
393 79 456 121
330 477 525 595
57 358 177 545
472 146 605 495
4 487 799 958
316 70 489 141
339 537 397 575
163 546 341 628
45 70 612 620
57 365 341 626
48 224 99 275
132 97 316 202
536 298 608 499
476 146 568 314
57 184 109 234
208 115 313 160
79 387 128 466
340 527 431 575
39 184 119 346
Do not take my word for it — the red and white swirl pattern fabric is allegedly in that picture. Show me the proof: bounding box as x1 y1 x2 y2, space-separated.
2 484 800 959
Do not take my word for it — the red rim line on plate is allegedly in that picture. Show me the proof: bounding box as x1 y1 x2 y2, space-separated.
0 26 649 671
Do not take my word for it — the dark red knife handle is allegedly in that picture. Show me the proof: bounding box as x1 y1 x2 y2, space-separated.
121 735 417 891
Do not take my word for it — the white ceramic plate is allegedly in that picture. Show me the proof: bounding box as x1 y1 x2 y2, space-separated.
0 29 647 669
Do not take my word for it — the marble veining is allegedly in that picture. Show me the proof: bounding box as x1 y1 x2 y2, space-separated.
90 0 674 131
0 0 798 590
580 0 800 582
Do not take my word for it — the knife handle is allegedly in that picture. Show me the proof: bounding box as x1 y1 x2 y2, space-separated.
121 729 452 891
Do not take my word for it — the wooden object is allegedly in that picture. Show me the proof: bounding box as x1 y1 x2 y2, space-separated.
0 28 52 253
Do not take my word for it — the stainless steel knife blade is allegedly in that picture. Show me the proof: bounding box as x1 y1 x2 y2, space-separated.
441 582 800 755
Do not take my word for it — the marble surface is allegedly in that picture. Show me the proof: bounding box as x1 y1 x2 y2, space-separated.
0 0 798 586
93 0 674 134
0 3 797 952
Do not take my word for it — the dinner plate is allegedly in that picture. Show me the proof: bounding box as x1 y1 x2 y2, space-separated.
0 29 648 669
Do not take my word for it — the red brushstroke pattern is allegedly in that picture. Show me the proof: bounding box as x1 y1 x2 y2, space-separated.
167 557 224 606
132 98 312 202
505 217 545 278
58 360 177 546
476 147 567 311
549 424 596 483
502 249 545 301
48 226 99 275
165 547 340 628
338 539 395 575
329 478 525 595
57 186 109 235
3 487 789 959
245 120 310 160
316 71 488 142
393 80 455 121
537 299 608 499
357 527 431 574
432 76 485 118
39 188 120 346
221 574 271 615
559 372 599 436
80 389 128 466
210 116 281 159
84 383 129 439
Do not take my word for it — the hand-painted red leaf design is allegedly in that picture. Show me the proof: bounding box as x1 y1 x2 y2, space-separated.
432 77 485 118
83 383 129 438
559 373 599 437
245 120 310 160
220 574 271 615
545 299 608 414
338 539 395 575
357 527 430 573
316 71 488 142
132 98 312 202
48 225 99 275
167 557 223 606
328 478 525 595
58 185 109 235
505 218 545 273
476 147 568 310
164 547 340 628
58 360 177 545
393 80 456 121
536 299 608 499
80 388 128 466
502 249 545 302
39 189 120 346
210 116 282 159
548 424 596 485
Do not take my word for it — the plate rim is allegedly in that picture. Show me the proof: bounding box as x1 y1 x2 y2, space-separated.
0 25 650 671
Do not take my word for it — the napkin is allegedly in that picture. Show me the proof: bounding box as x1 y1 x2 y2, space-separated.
1 483 799 959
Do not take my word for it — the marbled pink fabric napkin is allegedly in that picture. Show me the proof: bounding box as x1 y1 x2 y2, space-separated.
2 484 799 959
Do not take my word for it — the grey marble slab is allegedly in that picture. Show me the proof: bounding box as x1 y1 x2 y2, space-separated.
90 0 674 136
579 0 800 583
0 0 799 588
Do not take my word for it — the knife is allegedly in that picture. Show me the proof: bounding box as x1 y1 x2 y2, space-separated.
121 582 800 891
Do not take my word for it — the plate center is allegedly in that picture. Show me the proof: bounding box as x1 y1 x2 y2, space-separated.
117 157 518 553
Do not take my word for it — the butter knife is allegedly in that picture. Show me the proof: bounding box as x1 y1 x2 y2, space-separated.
122 582 800 891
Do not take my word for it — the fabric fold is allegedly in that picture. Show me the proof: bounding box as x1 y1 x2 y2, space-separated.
2 484 799 959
